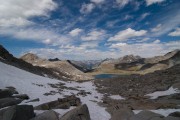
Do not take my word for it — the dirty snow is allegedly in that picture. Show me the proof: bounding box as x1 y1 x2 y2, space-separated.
145 87 180 99
0 62 110 120
109 95 125 100
134 109 180 117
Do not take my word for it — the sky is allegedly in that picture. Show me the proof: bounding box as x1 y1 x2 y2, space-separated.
0 0 180 60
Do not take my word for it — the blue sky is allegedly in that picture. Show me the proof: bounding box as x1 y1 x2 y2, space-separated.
0 0 180 60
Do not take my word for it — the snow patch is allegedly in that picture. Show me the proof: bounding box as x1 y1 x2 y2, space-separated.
109 95 125 100
145 87 180 99
133 109 180 117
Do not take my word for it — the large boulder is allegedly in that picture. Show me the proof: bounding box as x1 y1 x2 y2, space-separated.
129 111 163 120
60 104 90 120
34 95 81 110
31 110 59 120
0 98 23 108
2 105 35 120
110 108 134 120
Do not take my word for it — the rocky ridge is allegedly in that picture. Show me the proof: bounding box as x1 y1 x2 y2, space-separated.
21 53 93 81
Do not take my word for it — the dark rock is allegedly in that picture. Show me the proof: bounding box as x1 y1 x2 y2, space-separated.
164 116 180 120
31 110 59 120
2 105 35 120
0 108 8 120
60 104 90 120
35 95 81 110
0 89 13 99
0 98 23 108
6 87 19 94
13 94 29 100
169 111 180 117
110 108 134 120
129 111 163 120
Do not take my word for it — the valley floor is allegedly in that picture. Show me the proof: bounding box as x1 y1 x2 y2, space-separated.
0 61 180 120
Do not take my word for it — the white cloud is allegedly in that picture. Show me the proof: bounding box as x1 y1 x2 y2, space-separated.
109 40 180 57
0 18 33 27
0 27 71 46
146 0 166 6
90 0 105 4
81 29 106 41
116 0 131 8
28 40 180 60
109 43 128 48
69 28 83 36
168 28 180 37
151 24 162 32
153 39 161 43
80 3 95 14
108 28 147 41
0 0 57 27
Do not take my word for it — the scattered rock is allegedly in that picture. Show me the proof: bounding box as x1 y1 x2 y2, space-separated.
31 110 59 120
60 104 90 120
164 116 180 120
0 98 23 109
2 105 35 120
34 95 81 110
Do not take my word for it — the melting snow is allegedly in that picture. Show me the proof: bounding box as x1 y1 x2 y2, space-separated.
145 87 180 99
0 62 110 120
109 95 125 100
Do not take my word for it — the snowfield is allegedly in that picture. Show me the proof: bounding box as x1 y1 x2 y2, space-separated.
0 62 110 120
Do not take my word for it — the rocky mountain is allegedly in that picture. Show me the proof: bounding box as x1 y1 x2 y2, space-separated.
21 53 93 81
0 45 66 80
93 49 180 74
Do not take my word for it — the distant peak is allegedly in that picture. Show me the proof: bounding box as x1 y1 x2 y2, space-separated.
21 53 39 61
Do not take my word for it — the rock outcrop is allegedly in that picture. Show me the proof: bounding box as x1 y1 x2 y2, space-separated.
60 104 91 120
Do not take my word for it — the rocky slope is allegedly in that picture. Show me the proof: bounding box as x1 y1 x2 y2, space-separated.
95 64 180 119
21 53 93 81
92 49 180 74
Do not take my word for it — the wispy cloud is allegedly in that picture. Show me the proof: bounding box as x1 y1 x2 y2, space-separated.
108 28 147 41
81 29 106 41
80 3 95 14
168 28 180 37
146 0 166 6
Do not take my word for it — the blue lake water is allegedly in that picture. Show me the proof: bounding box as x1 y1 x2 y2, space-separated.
94 74 120 79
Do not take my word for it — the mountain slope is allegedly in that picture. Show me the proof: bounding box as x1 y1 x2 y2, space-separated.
0 61 110 120
21 53 93 81
92 49 180 74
